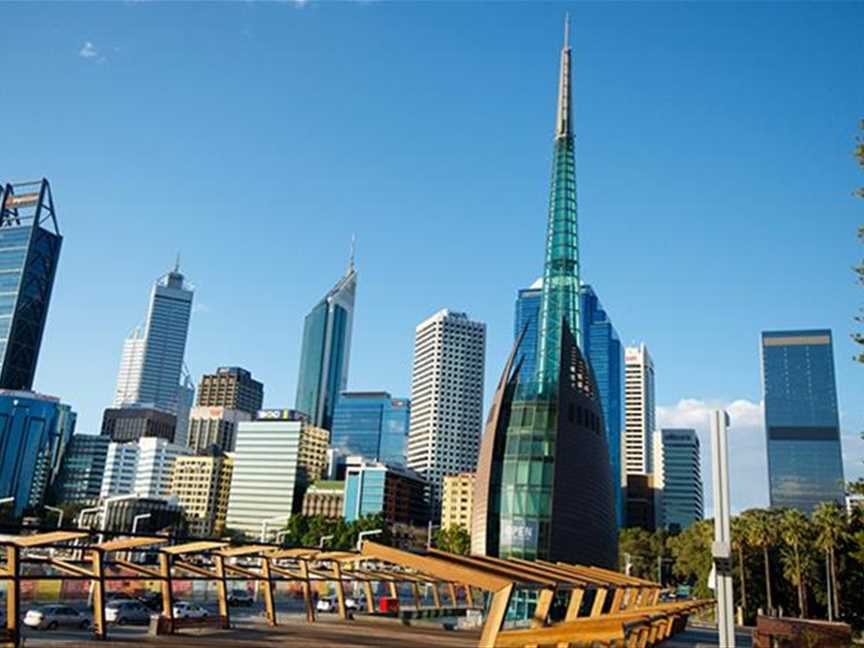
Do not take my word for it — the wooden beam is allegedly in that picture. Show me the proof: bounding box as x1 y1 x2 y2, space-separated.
496 617 629 648
478 583 514 648
590 587 608 617
214 554 230 629
363 579 375 612
556 588 585 648
218 544 273 557
173 560 216 579
299 559 315 623
464 583 475 607
410 581 422 610
90 549 107 640
428 550 558 587
5 545 19 646
111 559 162 579
532 587 556 628
46 557 94 579
161 541 228 555
430 581 441 609
388 581 398 599
267 547 319 560
159 553 174 633
261 557 277 627
10 531 88 547
609 587 626 614
447 582 458 607
333 562 348 620
96 536 167 552
223 562 260 580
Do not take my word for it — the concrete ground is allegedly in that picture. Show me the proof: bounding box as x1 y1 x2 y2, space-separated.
659 623 754 647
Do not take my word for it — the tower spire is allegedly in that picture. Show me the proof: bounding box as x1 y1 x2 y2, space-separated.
348 234 356 274
174 251 181 274
555 13 572 139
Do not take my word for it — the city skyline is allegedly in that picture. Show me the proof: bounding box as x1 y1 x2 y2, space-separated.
2 2 862 514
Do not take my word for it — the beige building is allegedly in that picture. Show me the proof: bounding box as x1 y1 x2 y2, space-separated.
441 472 475 533
301 481 345 519
169 451 234 538
187 406 252 453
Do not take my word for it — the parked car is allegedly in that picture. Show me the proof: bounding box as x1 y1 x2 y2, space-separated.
227 590 253 607
137 591 162 611
315 598 336 613
345 596 363 611
105 600 151 625
23 605 90 630
106 592 137 604
172 601 209 620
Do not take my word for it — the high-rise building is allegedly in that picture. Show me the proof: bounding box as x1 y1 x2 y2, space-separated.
112 261 193 415
134 437 191 498
225 410 328 538
331 392 410 467
624 344 655 477
0 180 63 391
654 429 703 532
343 459 428 526
301 481 345 519
100 406 176 443
295 257 356 430
197 366 263 413
187 406 252 453
761 330 845 514
473 22 618 567
407 309 486 519
174 372 195 447
0 390 76 517
441 472 475 533
55 434 111 503
169 449 234 538
513 281 543 383
100 442 140 498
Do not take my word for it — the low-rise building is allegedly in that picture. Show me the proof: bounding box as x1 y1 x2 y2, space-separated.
101 406 176 443
441 472 475 533
301 481 345 519
343 459 428 526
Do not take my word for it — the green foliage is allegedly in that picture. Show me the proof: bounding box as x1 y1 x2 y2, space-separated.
280 513 391 550
666 520 713 598
619 527 660 580
433 526 471 555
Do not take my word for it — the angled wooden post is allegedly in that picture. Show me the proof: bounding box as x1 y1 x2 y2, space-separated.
299 559 315 623
464 583 475 607
90 548 107 641
609 586 625 614
447 582 458 607
649 587 661 606
388 580 398 599
531 587 556 627
430 582 441 609
214 554 231 629
333 561 348 620
590 587 608 617
478 583 514 648
159 552 175 633
411 581 422 610
5 545 19 647
260 557 277 626
363 579 375 613
556 587 585 648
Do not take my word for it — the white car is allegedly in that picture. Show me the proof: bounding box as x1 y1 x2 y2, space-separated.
105 600 151 625
172 601 209 620
315 598 336 613
345 597 364 611
24 605 90 630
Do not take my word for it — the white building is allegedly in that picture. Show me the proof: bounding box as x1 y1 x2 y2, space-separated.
134 437 191 498
624 344 655 479
225 411 328 538
407 309 485 519
101 442 140 498
112 262 194 416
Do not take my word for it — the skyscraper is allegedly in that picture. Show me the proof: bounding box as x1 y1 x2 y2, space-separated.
330 391 411 467
0 179 63 391
513 281 542 383
55 434 111 503
407 309 486 519
761 330 845 514
112 261 194 415
295 255 356 430
473 22 617 567
624 344 655 477
654 428 703 532
197 366 263 413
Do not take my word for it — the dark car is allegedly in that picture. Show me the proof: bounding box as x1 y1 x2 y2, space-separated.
137 591 162 611
227 590 253 607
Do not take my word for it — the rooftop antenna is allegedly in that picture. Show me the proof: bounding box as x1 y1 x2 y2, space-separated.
174 251 181 274
564 12 569 49
349 234 356 273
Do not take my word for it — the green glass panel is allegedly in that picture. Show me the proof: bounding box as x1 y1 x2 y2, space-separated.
516 461 529 484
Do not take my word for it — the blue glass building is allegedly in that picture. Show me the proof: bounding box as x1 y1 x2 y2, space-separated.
330 392 410 467
343 460 428 525
295 257 356 430
0 390 77 517
55 434 111 503
0 180 62 391
514 282 624 528
761 330 845 514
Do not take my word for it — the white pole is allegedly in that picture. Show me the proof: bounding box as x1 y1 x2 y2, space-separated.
44 505 64 528
710 410 735 647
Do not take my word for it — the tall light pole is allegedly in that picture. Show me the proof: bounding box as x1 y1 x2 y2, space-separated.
44 505 64 528
710 410 735 648
356 529 382 552
319 534 334 549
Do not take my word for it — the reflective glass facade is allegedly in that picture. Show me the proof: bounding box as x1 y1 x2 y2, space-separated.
295 265 356 430
762 330 845 514
331 392 410 467
343 460 428 525
55 434 110 502
656 429 703 531
0 181 62 391
514 285 542 383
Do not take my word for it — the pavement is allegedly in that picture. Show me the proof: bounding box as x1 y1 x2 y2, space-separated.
658 624 754 647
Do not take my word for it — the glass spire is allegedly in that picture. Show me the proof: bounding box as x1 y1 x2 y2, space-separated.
536 15 581 390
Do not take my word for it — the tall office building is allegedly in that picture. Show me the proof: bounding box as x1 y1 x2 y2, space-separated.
761 330 845 514
112 261 194 415
197 366 263 413
174 372 195 447
295 256 356 430
654 429 703 531
343 459 428 526
407 309 486 519
100 442 140 498
55 434 111 503
624 344 655 477
225 410 328 538
134 437 191 498
0 180 63 391
187 406 251 453
513 281 543 383
101 406 176 443
331 392 410 467
473 22 617 567
170 449 234 538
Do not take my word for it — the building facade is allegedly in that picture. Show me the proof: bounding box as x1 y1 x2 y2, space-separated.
225 410 328 537
100 442 140 498
441 472 475 533
197 366 263 413
654 429 703 531
187 406 252 453
761 330 845 514
112 262 193 415
134 437 191 498
330 392 410 467
624 344 655 478
472 25 617 568
513 282 543 383
79 496 185 535
0 390 76 516
101 406 177 443
295 258 356 430
343 460 428 526
169 450 234 538
301 480 345 519
55 434 111 503
0 180 63 392
407 309 485 519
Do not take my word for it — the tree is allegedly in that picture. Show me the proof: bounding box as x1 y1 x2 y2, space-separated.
813 503 847 618
731 515 750 615
666 520 713 598
780 509 812 617
745 509 778 614
618 527 656 580
434 526 471 555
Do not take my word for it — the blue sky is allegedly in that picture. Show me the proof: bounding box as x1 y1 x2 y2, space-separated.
1 1 862 513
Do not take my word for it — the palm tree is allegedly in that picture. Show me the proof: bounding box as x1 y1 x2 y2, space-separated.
731 515 749 615
813 502 847 619
746 509 778 614
780 509 810 617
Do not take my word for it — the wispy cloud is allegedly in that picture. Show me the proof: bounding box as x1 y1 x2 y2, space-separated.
192 302 210 315
79 41 106 63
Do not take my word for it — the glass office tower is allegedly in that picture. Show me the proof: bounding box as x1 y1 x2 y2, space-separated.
331 392 410 467
761 330 845 514
0 180 62 391
513 282 542 383
295 256 356 430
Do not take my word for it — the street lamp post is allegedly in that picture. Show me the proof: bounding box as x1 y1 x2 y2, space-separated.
44 505 64 529
710 410 735 648
356 529 382 552
319 534 334 549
